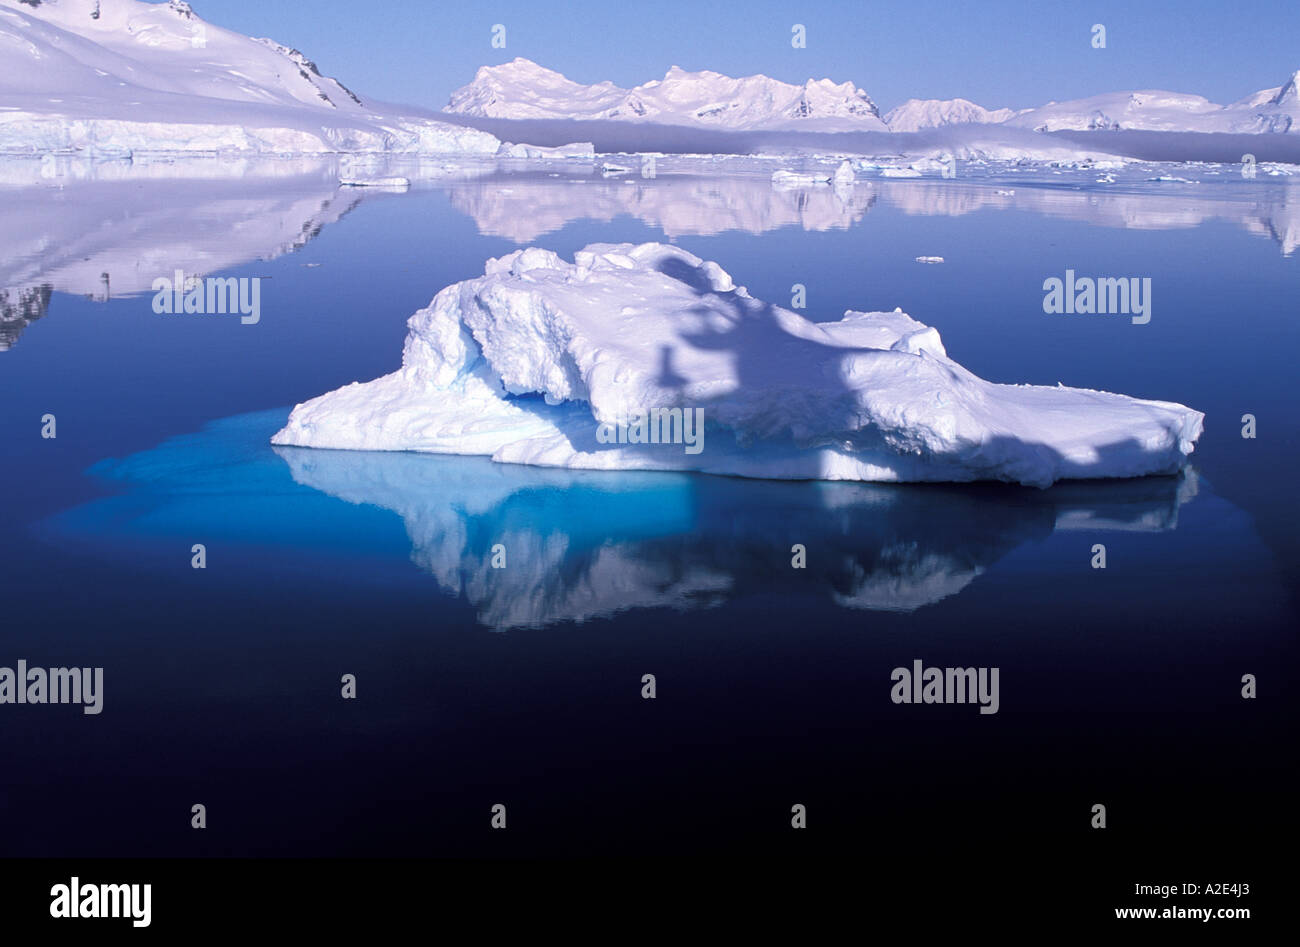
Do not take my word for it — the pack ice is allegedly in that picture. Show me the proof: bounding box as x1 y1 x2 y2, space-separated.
272 243 1203 487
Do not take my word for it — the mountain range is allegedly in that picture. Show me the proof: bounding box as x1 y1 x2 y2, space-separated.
448 58 1300 136
0 0 1295 159
446 57 888 132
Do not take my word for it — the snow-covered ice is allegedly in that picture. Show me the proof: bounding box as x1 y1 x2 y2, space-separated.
771 169 833 187
0 0 501 156
340 176 410 189
272 242 1204 487
1007 75 1300 134
496 141 594 159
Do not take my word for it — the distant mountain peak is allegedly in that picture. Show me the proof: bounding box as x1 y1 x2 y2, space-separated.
1272 69 1300 105
447 56 1299 137
883 97 1019 132
445 58 887 131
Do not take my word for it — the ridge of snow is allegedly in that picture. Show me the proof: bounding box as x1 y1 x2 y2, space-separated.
884 97 1021 132
445 57 888 131
1009 75 1300 134
446 57 1300 136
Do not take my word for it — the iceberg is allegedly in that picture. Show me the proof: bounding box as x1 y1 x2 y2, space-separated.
340 176 410 189
771 169 833 187
272 242 1204 487
496 141 595 159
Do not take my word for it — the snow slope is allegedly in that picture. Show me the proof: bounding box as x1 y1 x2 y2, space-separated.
445 58 888 132
1008 72 1300 134
272 242 1203 487
883 97 1021 132
0 0 499 154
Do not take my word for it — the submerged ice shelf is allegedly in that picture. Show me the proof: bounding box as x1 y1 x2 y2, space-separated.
272 242 1204 487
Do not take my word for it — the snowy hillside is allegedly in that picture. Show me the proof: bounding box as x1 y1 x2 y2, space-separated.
0 0 499 154
445 58 888 131
1008 72 1300 134
883 97 1021 132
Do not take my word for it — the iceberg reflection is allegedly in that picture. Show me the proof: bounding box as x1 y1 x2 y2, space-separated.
45 409 1202 631
274 442 1199 629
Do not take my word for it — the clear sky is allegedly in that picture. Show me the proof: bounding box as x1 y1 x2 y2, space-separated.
191 0 1300 112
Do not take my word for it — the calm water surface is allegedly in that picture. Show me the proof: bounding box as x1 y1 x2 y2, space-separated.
1 161 1295 855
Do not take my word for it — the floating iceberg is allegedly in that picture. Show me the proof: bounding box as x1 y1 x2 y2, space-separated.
340 176 410 189
771 160 855 189
771 169 833 187
496 141 595 159
272 242 1204 487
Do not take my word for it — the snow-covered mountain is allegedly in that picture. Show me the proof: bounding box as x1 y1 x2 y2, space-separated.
1007 72 1300 134
883 97 1021 132
447 58 1300 138
445 58 888 131
0 0 498 154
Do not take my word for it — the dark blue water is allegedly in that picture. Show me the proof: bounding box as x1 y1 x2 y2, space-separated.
0 168 1294 856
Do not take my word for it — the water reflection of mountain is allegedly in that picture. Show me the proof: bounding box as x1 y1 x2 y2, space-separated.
0 157 364 349
0 284 51 351
448 172 876 240
445 172 1300 254
880 179 1300 255
275 444 1199 629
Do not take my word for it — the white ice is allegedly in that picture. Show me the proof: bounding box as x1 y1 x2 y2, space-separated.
0 0 500 156
272 242 1204 487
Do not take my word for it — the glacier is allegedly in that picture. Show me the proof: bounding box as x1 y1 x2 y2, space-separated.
0 0 500 156
1008 75 1300 134
272 242 1204 488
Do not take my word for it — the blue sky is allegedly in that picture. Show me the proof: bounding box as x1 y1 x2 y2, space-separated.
193 0 1300 112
